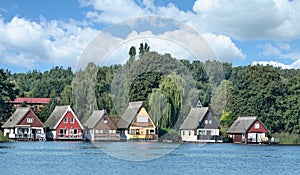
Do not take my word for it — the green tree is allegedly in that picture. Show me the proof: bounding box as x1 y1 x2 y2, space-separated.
0 69 16 122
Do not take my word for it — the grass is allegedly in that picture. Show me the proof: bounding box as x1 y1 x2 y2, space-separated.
272 133 300 144
0 131 9 142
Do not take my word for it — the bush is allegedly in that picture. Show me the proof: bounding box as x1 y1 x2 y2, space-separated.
0 131 9 142
272 133 300 144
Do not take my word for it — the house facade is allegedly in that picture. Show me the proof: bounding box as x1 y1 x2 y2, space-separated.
10 97 51 111
2 107 45 141
227 116 270 143
117 101 157 141
180 101 221 143
84 110 119 141
45 106 83 141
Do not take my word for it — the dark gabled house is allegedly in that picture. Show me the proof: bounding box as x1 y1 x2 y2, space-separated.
180 100 221 142
84 110 119 141
227 116 270 143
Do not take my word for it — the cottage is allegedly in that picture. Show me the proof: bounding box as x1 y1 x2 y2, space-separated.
2 107 45 141
180 101 221 143
117 101 157 141
45 105 83 141
227 116 270 143
84 110 119 141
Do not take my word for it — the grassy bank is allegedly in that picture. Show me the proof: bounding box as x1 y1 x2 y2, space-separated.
273 133 300 144
0 131 9 142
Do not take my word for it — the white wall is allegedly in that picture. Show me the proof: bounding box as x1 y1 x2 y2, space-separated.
181 130 197 142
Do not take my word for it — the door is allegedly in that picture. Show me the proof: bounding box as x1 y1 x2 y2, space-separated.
32 129 36 141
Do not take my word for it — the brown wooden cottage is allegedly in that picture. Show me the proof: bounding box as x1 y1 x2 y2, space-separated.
45 106 83 141
180 100 222 143
84 110 119 141
227 116 270 143
2 107 45 141
117 101 157 141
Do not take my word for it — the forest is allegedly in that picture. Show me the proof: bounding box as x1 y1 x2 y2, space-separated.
0 43 300 140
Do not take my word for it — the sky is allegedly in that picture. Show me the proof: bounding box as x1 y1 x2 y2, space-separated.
0 0 300 73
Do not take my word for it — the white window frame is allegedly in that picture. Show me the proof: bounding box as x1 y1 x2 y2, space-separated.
27 118 34 123
255 123 260 129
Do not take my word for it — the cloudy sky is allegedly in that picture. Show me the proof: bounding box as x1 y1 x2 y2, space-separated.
0 0 300 72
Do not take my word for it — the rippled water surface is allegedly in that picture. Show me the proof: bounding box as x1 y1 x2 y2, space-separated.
0 141 299 175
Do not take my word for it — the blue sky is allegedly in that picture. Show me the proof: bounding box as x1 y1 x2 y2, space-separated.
0 0 300 73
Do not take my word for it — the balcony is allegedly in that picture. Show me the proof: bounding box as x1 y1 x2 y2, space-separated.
57 134 82 140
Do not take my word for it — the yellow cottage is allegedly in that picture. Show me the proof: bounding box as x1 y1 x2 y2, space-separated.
117 101 157 141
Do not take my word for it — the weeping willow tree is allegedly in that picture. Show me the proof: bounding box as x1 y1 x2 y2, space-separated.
149 73 188 129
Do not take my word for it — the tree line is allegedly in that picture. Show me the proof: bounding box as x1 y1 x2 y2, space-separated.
0 43 299 136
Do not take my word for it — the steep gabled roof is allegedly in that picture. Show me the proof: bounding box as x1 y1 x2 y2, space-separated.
2 107 31 128
45 106 69 129
227 116 259 134
117 101 143 129
180 107 209 130
84 110 106 129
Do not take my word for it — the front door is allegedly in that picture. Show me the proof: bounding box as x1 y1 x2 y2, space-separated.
32 129 36 141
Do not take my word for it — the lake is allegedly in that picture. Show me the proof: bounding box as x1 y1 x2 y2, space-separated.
0 141 299 175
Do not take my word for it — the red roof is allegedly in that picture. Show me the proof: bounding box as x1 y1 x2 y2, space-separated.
10 98 51 104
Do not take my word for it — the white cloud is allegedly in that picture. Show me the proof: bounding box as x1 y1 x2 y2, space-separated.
202 33 246 62
252 60 300 69
81 0 300 40
0 16 99 69
192 0 300 40
258 42 300 60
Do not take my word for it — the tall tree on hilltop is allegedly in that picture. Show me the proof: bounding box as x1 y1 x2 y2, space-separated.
139 42 150 58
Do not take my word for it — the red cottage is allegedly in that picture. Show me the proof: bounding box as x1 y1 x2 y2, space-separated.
45 106 83 141
227 116 270 143
2 107 45 141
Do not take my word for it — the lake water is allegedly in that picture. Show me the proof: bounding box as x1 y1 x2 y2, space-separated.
0 141 299 175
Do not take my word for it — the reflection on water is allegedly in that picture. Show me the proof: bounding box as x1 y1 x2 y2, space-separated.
0 141 299 175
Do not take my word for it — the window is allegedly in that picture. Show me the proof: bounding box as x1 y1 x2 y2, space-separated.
59 129 67 136
182 131 185 136
189 131 191 136
150 130 155 135
70 118 74 123
36 129 41 134
207 130 212 135
27 118 34 123
255 123 260 129
130 129 135 134
208 120 212 124
99 130 104 134
205 120 208 124
95 130 99 134
199 130 205 135
136 129 140 135
109 130 114 134
64 118 68 123
103 116 108 124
